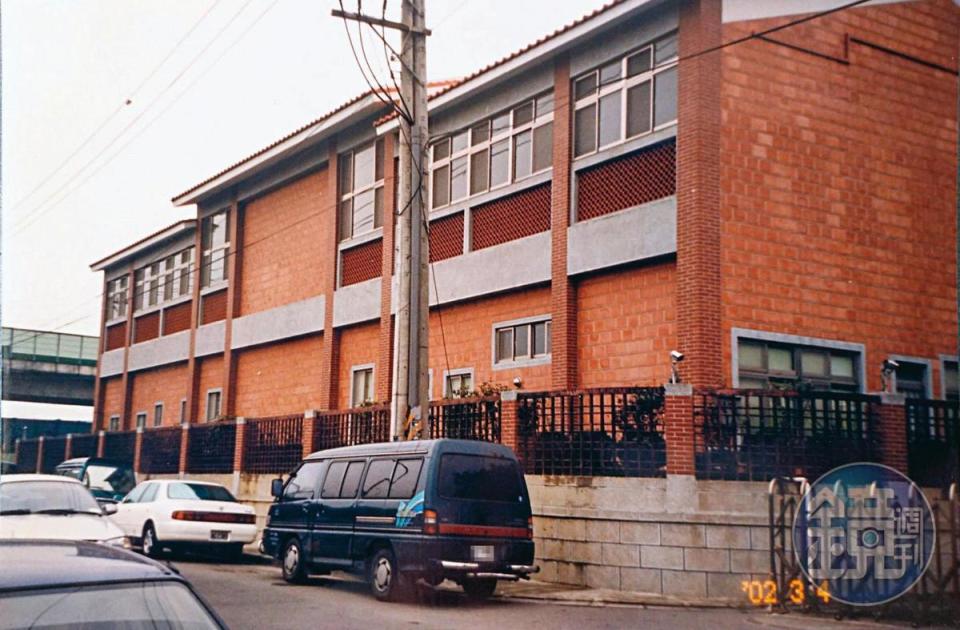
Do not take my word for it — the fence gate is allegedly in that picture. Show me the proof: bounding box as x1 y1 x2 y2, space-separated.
766 476 814 612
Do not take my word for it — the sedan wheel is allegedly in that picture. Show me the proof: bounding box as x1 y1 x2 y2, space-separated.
142 524 162 559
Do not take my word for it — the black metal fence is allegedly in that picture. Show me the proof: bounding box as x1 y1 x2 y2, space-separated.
312 406 390 452
695 390 879 482
517 387 666 477
428 397 501 442
70 433 98 459
103 431 137 466
185 421 236 474
40 436 67 473
16 439 38 472
907 399 960 488
243 415 304 473
140 427 182 474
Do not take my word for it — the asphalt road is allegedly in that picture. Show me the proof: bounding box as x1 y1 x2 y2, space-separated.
173 557 919 630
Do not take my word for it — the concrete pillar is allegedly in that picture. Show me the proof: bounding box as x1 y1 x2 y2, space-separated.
96 430 106 457
178 424 190 478
35 436 44 474
663 383 695 476
377 133 397 403
133 428 144 473
319 141 340 411
302 410 316 459
233 418 246 472
875 393 908 472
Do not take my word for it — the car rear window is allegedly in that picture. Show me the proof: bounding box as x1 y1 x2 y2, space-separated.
167 483 236 502
438 454 524 503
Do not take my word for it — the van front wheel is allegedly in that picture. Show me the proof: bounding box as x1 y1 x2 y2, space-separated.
281 538 308 584
369 548 407 602
462 578 497 600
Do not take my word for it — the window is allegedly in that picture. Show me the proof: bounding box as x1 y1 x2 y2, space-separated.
338 139 385 241
108 415 120 432
179 399 187 424
362 459 395 499
430 92 554 210
205 390 222 422
944 360 959 401
340 461 364 498
737 339 860 392
153 403 163 427
438 454 524 503
135 412 147 430
445 370 474 398
135 247 194 312
573 32 678 158
321 461 347 499
106 276 128 321
351 366 374 407
283 462 324 500
894 361 929 399
167 482 236 502
140 483 159 503
494 318 551 365
388 458 423 499
201 211 230 287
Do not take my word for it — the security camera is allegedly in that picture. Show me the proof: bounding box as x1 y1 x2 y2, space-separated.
883 359 900 371
670 350 685 362
512 377 522 388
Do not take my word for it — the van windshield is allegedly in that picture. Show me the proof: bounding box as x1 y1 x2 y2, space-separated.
438 454 524 503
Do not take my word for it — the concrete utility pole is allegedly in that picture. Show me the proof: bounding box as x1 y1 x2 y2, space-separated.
333 1 430 440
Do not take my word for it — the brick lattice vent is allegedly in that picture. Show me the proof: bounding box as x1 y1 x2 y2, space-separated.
472 183 551 251
340 238 383 287
576 139 676 221
429 212 464 263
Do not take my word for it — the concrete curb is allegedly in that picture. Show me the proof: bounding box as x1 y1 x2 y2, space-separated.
496 580 746 609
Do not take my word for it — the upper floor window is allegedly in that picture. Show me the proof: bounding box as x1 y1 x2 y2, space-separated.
573 32 678 158
201 211 230 287
737 339 860 392
495 318 551 365
106 276 128 321
430 92 554 210
339 140 385 241
134 247 193 312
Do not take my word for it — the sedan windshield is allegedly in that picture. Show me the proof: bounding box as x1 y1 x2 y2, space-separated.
0 481 102 515
0 581 222 630
167 483 236 502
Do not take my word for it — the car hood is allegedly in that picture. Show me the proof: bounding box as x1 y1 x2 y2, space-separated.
0 513 125 542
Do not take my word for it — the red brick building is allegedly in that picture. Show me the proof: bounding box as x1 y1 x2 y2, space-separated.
90 0 959 433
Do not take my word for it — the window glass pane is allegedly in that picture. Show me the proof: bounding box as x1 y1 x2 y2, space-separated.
801 350 827 376
513 130 532 179
536 92 554 118
432 164 450 208
738 342 764 370
627 48 652 76
574 104 597 157
599 61 621 86
653 66 678 127
352 369 372 406
373 187 384 229
450 156 468 201
340 461 365 497
491 113 510 136
532 322 547 355
375 139 385 181
513 102 534 126
545 321 551 353
626 81 652 137
338 200 353 241
574 73 597 100
452 131 469 154
514 325 530 358
284 462 324 500
362 459 395 498
946 361 959 398
471 121 490 145
489 139 510 187
598 92 621 147
532 122 553 172
438 454 523 502
433 138 451 161
352 189 375 236
830 355 855 378
154 405 163 427
388 458 423 499
136 414 146 429
353 144 376 190
655 32 678 64
141 484 159 503
339 153 353 194
470 149 489 195
321 461 347 498
769 347 794 372
496 328 513 362
740 377 767 389
168 482 236 502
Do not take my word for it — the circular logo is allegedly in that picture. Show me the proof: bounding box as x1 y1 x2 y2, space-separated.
793 463 935 606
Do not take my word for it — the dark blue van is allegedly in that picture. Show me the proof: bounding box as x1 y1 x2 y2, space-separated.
263 439 537 601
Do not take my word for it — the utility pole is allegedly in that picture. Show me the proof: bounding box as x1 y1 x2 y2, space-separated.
333 1 430 440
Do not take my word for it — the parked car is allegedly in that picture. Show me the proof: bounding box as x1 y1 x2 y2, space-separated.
54 457 137 504
0 474 127 545
112 479 256 560
263 439 538 601
0 539 227 629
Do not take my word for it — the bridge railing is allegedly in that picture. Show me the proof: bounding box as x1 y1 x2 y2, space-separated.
1 327 98 367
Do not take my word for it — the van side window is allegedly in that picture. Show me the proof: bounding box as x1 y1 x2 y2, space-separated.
284 462 324 500
321 462 347 499
388 458 423 499
362 459 395 499
340 461 364 498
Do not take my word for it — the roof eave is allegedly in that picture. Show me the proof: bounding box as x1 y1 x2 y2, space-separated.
89 220 196 272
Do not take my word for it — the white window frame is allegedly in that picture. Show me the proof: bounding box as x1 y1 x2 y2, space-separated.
429 91 554 211
135 412 147 430
572 33 678 160
108 415 121 432
205 388 222 422
153 402 164 428
350 364 376 407
201 210 230 289
338 140 385 242
106 276 128 322
443 368 475 398
492 314 552 370
134 246 194 314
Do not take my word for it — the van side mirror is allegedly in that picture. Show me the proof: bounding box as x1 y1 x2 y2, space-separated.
271 478 284 499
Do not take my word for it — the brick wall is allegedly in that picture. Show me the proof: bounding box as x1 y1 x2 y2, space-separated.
337 322 380 407
130 363 188 426
162 301 192 335
719 1 959 392
201 289 227 324
101 377 124 422
133 312 160 343
197 355 224 420
105 323 126 351
234 334 324 416
240 170 330 315
577 261 677 388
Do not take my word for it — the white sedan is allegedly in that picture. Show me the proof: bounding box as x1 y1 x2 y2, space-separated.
112 479 256 560
0 474 127 546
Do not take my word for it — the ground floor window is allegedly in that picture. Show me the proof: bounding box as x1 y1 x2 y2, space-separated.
893 360 929 399
445 369 474 398
108 416 120 431
135 412 147 429
737 337 860 392
205 390 222 422
153 403 163 427
943 359 958 401
351 366 374 406
493 316 551 367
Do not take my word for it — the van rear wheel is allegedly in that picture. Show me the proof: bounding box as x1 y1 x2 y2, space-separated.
462 578 497 600
369 548 407 602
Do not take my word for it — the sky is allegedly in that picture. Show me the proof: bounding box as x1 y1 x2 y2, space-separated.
1 0 602 420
